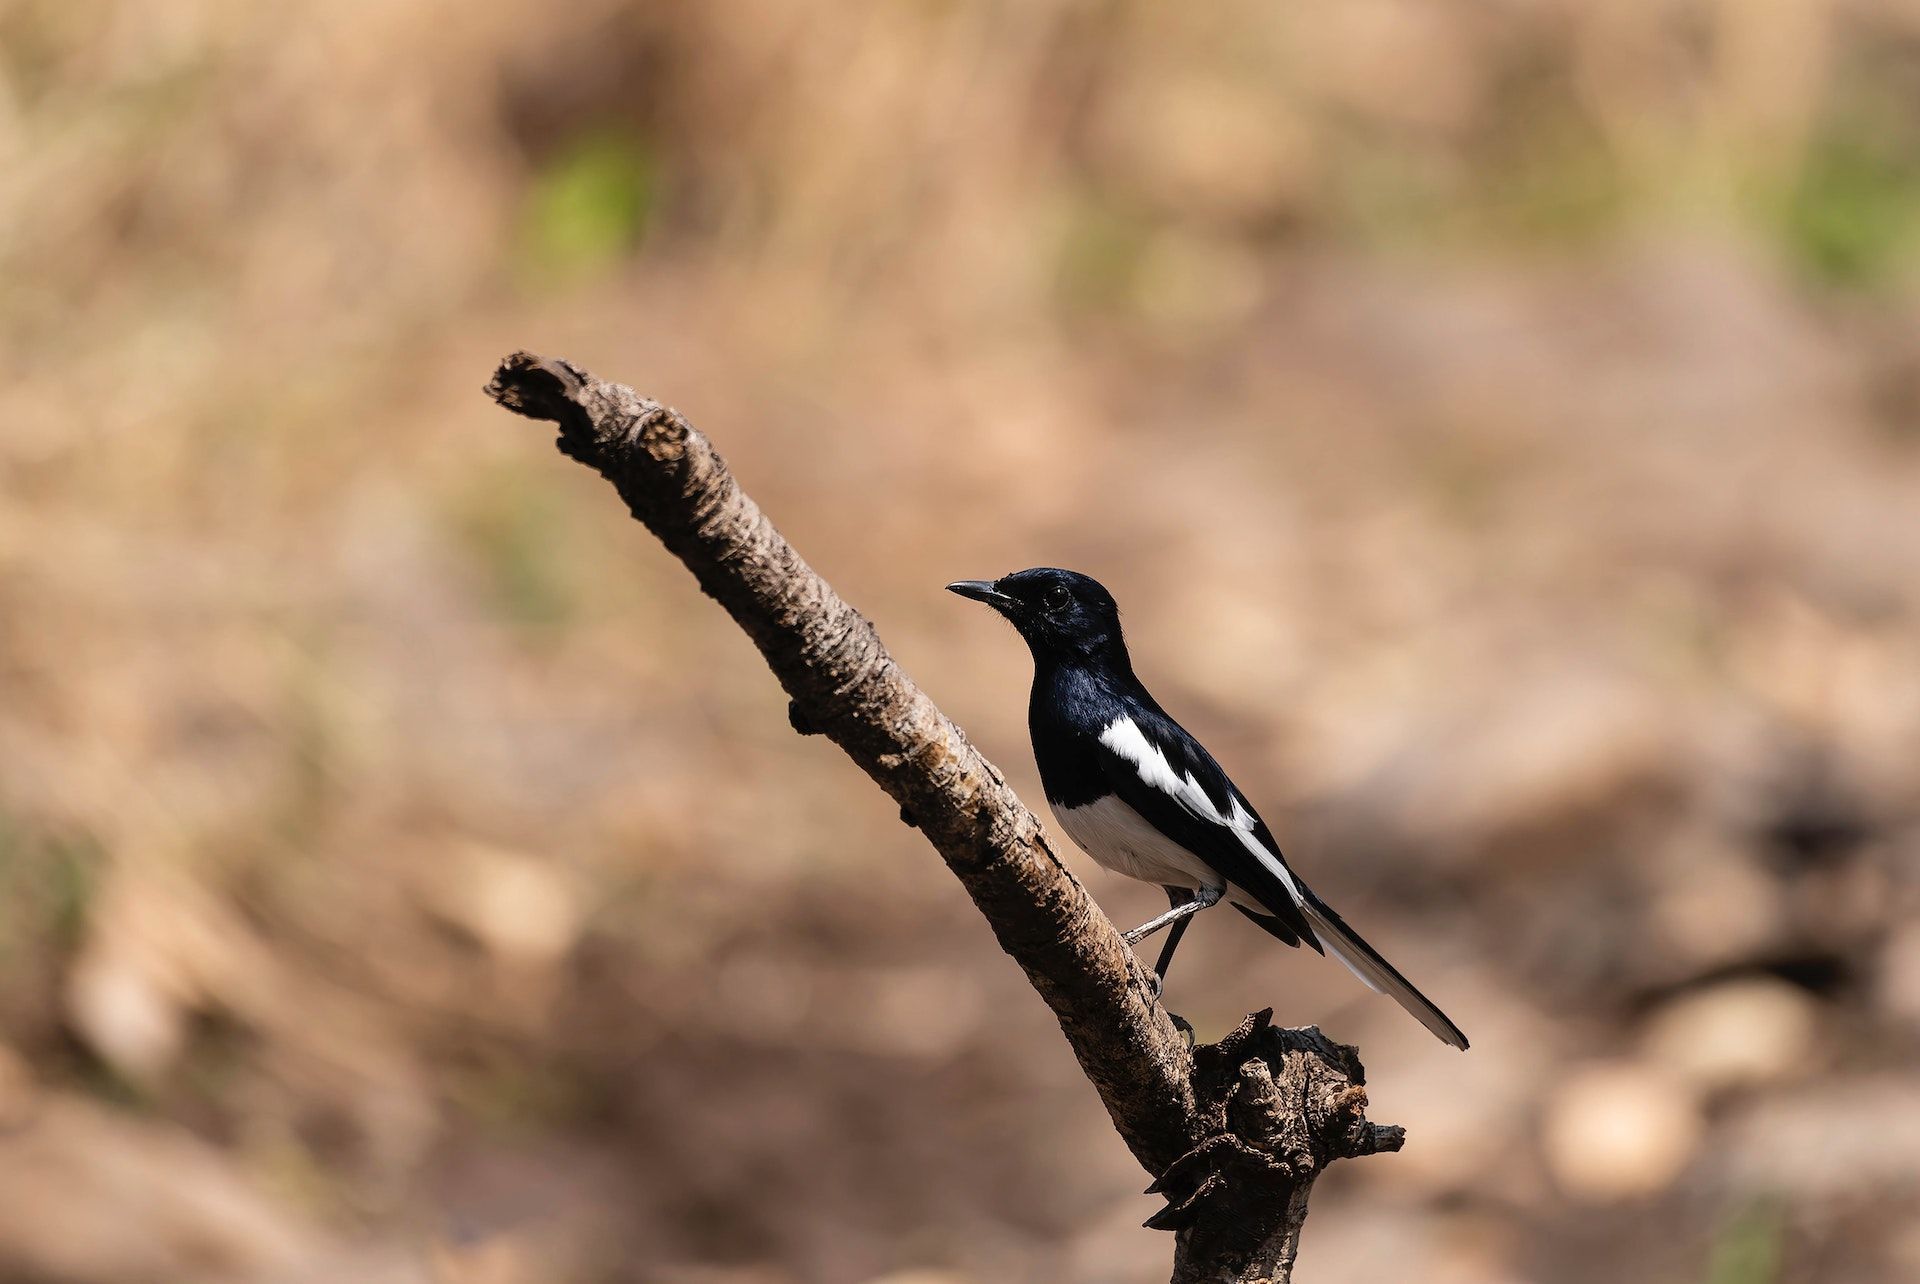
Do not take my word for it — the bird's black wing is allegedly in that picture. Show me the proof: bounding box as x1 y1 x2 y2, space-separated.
1092 698 1470 1050
1087 698 1320 948
1232 903 1306 949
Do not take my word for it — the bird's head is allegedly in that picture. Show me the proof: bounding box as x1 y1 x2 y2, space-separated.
946 567 1126 664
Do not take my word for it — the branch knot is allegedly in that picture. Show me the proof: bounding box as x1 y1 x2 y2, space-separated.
1146 1011 1402 1277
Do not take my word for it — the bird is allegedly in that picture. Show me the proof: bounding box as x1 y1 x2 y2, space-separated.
947 567 1468 1050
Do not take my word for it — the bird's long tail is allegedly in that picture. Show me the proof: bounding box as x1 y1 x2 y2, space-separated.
1296 889 1470 1050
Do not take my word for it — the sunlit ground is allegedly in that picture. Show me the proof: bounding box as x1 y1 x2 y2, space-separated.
2 3 1919 1281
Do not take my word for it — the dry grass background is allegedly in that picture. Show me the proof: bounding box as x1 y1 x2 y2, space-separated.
3 2 1920 1281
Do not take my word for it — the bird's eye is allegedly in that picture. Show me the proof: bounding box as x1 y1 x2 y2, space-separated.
1042 585 1071 613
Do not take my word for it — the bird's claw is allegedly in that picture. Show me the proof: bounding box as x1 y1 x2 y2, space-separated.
1167 1011 1195 1048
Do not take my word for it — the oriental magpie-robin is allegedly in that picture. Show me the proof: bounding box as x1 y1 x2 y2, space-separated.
948 568 1468 1049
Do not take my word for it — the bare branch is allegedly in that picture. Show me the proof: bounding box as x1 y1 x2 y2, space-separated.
485 351 1403 1281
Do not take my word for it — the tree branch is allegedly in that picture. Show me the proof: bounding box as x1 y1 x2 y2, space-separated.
484 352 1403 1282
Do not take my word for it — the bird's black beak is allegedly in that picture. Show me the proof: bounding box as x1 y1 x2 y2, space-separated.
946 579 1018 612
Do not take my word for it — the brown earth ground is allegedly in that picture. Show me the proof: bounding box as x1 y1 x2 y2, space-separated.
3 3 1920 1282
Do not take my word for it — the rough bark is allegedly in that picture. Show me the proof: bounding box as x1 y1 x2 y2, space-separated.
484 352 1405 1282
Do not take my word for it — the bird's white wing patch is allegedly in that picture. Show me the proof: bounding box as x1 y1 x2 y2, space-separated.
1099 716 1304 905
1231 819 1302 902
1098 716 1232 824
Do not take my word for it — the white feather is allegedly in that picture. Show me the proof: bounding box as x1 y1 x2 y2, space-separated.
1052 795 1221 891
1098 716 1303 903
1097 716 1224 821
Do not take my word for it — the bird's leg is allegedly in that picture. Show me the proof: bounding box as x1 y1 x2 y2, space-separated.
1121 884 1222 948
1150 889 1197 997
1141 889 1212 1043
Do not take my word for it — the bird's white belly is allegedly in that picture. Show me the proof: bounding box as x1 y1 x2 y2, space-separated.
1052 795 1224 892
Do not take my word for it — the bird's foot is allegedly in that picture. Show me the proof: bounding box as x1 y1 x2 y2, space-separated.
1166 1011 1195 1048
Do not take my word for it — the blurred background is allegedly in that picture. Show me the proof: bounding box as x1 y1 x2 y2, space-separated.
3 1 1919 1281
